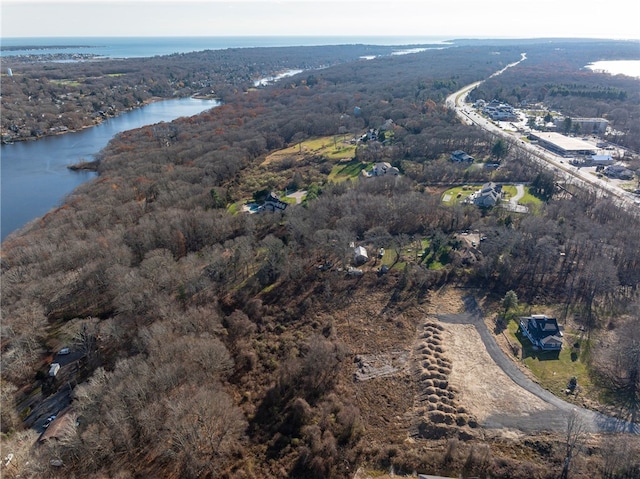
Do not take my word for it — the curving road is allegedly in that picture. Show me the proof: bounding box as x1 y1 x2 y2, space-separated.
445 55 640 214
437 296 639 434
441 58 640 434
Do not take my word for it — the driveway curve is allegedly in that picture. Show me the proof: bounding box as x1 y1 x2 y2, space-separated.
437 296 639 434
502 183 528 213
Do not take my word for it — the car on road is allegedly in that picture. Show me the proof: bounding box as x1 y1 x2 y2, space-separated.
58 347 70 355
42 415 57 429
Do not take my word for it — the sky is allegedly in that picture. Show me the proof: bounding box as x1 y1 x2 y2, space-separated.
1 0 639 40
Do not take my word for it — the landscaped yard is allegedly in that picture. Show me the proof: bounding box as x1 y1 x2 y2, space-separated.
328 159 371 182
505 319 594 399
442 184 543 208
374 237 450 271
441 185 476 205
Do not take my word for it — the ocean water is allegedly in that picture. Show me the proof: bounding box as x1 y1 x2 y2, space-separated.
586 60 640 78
0 36 453 59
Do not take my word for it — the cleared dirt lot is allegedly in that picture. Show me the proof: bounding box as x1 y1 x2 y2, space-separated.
337 283 636 453
419 288 552 431
443 322 553 422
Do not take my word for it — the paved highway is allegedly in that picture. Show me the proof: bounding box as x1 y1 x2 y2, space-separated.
446 55 640 213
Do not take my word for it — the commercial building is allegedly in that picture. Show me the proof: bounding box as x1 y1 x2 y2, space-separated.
528 132 597 157
553 117 609 134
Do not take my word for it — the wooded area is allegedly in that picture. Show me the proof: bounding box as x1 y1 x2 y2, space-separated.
1 44 417 142
1 39 639 478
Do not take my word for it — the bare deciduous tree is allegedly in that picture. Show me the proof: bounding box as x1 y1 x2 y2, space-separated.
597 316 640 423
560 408 587 479
601 434 640 479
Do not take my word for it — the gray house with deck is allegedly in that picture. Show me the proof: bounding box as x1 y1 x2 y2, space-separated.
519 314 563 350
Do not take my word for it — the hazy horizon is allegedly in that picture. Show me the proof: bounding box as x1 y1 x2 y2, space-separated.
2 1 639 41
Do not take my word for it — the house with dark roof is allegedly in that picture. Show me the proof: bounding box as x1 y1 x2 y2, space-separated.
372 162 400 176
262 192 288 212
38 409 77 444
519 314 563 350
604 164 634 180
450 150 475 163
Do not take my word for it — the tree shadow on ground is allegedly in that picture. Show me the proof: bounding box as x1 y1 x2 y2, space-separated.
494 317 508 334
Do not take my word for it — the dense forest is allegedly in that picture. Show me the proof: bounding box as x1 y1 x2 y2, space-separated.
1 43 428 142
1 39 640 478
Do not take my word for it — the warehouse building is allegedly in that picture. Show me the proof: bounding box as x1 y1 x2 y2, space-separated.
528 132 597 157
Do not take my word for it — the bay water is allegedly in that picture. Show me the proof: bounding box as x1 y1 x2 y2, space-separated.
1 98 219 241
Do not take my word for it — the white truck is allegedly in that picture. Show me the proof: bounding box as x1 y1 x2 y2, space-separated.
48 363 60 377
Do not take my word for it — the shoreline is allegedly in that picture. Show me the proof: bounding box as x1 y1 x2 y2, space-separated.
67 159 100 171
0 96 187 144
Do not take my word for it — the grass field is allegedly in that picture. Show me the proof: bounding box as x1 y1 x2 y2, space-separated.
506 319 594 398
328 159 370 182
263 135 356 165
441 185 476 205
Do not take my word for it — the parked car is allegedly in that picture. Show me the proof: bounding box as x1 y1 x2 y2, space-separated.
42 415 57 429
57 348 70 355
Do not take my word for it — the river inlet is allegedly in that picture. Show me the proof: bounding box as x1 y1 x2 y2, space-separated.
1 97 219 241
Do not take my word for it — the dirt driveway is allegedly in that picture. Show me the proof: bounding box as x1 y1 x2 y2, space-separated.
433 291 639 434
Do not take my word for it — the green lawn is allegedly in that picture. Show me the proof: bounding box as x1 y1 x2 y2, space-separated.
506 320 593 397
501 185 517 199
441 186 475 205
323 144 357 160
518 187 543 206
328 159 370 182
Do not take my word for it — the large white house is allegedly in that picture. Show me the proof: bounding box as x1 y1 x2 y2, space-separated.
473 182 502 208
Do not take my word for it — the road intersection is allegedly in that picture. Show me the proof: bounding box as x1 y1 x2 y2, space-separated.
445 56 640 213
